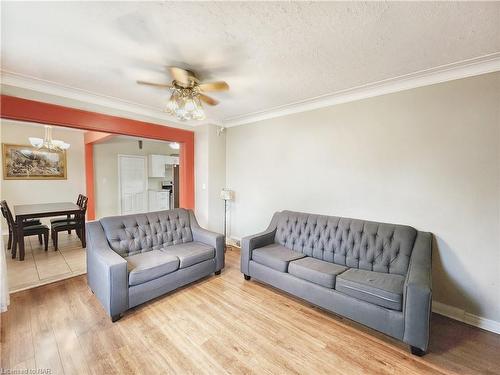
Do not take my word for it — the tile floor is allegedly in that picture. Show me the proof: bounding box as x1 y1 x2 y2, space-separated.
4 232 86 292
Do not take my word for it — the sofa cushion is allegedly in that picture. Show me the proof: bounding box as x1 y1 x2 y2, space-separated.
252 244 305 272
126 250 179 286
288 257 348 288
100 209 193 257
274 211 417 276
162 241 215 269
335 268 405 311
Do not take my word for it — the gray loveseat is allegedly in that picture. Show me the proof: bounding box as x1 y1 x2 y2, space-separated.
87 208 224 321
241 210 432 356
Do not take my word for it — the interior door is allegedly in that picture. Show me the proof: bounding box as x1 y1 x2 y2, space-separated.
118 155 147 215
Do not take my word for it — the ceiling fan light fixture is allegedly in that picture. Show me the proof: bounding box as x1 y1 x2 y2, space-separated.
184 98 196 112
192 108 205 121
166 98 178 113
165 87 206 121
140 67 226 122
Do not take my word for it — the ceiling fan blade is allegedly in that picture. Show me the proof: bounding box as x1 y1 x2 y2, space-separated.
137 80 172 89
198 81 229 92
199 94 219 106
168 66 191 86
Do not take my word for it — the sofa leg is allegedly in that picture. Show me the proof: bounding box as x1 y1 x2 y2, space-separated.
111 314 122 323
215 270 221 275
244 274 251 280
410 346 426 356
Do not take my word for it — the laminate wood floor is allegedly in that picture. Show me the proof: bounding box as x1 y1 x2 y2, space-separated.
1 249 499 374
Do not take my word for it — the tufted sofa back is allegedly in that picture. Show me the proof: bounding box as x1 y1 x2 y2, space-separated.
274 211 417 276
99 209 193 257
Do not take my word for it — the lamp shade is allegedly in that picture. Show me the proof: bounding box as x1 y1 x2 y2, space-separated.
220 189 234 201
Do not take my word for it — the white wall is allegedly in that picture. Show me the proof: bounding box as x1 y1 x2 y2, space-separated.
0 125 3 197
195 126 209 228
93 138 177 219
195 124 226 234
0 121 85 225
226 72 500 323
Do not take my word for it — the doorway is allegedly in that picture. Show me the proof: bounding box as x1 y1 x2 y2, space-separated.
118 155 147 215
94 135 181 219
1 95 195 220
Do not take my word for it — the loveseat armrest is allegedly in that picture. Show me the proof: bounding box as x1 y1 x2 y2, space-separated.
189 211 225 272
86 221 128 319
403 231 433 352
240 212 280 275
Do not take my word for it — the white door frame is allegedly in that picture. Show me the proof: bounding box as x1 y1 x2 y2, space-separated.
117 154 148 215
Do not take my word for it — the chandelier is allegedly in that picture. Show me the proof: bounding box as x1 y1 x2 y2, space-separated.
165 85 206 121
29 126 70 151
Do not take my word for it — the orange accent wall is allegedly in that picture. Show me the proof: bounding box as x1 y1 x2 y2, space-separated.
83 131 115 220
1 95 195 220
84 143 96 220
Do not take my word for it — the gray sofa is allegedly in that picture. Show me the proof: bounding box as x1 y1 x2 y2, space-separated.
86 208 224 321
241 210 432 356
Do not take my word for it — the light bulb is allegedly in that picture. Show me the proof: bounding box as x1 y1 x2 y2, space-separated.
54 140 70 150
184 99 196 112
166 98 178 113
193 108 205 120
175 108 187 120
29 137 43 148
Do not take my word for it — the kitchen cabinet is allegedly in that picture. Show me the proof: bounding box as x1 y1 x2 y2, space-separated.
148 190 170 211
148 154 180 178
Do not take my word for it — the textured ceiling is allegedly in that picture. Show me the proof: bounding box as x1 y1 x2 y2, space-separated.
1 2 499 125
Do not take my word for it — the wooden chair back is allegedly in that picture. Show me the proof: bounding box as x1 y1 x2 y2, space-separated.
0 201 16 230
78 195 88 221
77 194 85 206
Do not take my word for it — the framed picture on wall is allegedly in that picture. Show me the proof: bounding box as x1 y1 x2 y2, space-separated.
2 143 67 180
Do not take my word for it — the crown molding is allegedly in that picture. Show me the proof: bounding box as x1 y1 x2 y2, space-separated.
223 53 500 127
3 53 499 129
0 70 217 128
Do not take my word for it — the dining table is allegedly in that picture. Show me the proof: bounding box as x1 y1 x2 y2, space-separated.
13 202 85 261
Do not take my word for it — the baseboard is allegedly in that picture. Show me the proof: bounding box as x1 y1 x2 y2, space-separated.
432 301 500 335
227 236 241 248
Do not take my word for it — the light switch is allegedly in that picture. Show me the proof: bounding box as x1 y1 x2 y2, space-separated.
202 183 206 190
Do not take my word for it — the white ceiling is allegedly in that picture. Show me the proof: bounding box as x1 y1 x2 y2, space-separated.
1 2 499 127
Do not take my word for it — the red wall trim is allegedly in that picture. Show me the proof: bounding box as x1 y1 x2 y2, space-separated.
1 95 195 219
84 131 114 144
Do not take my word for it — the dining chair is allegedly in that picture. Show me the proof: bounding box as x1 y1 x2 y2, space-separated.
0 206 42 251
0 200 49 258
51 195 88 250
50 194 85 234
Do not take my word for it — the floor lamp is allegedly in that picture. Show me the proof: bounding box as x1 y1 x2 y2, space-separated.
220 189 234 250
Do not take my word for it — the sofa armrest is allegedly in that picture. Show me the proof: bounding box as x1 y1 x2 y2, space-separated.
189 211 225 272
86 221 128 318
403 231 433 351
240 212 280 275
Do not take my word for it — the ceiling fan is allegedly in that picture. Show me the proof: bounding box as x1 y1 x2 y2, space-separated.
137 66 229 121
